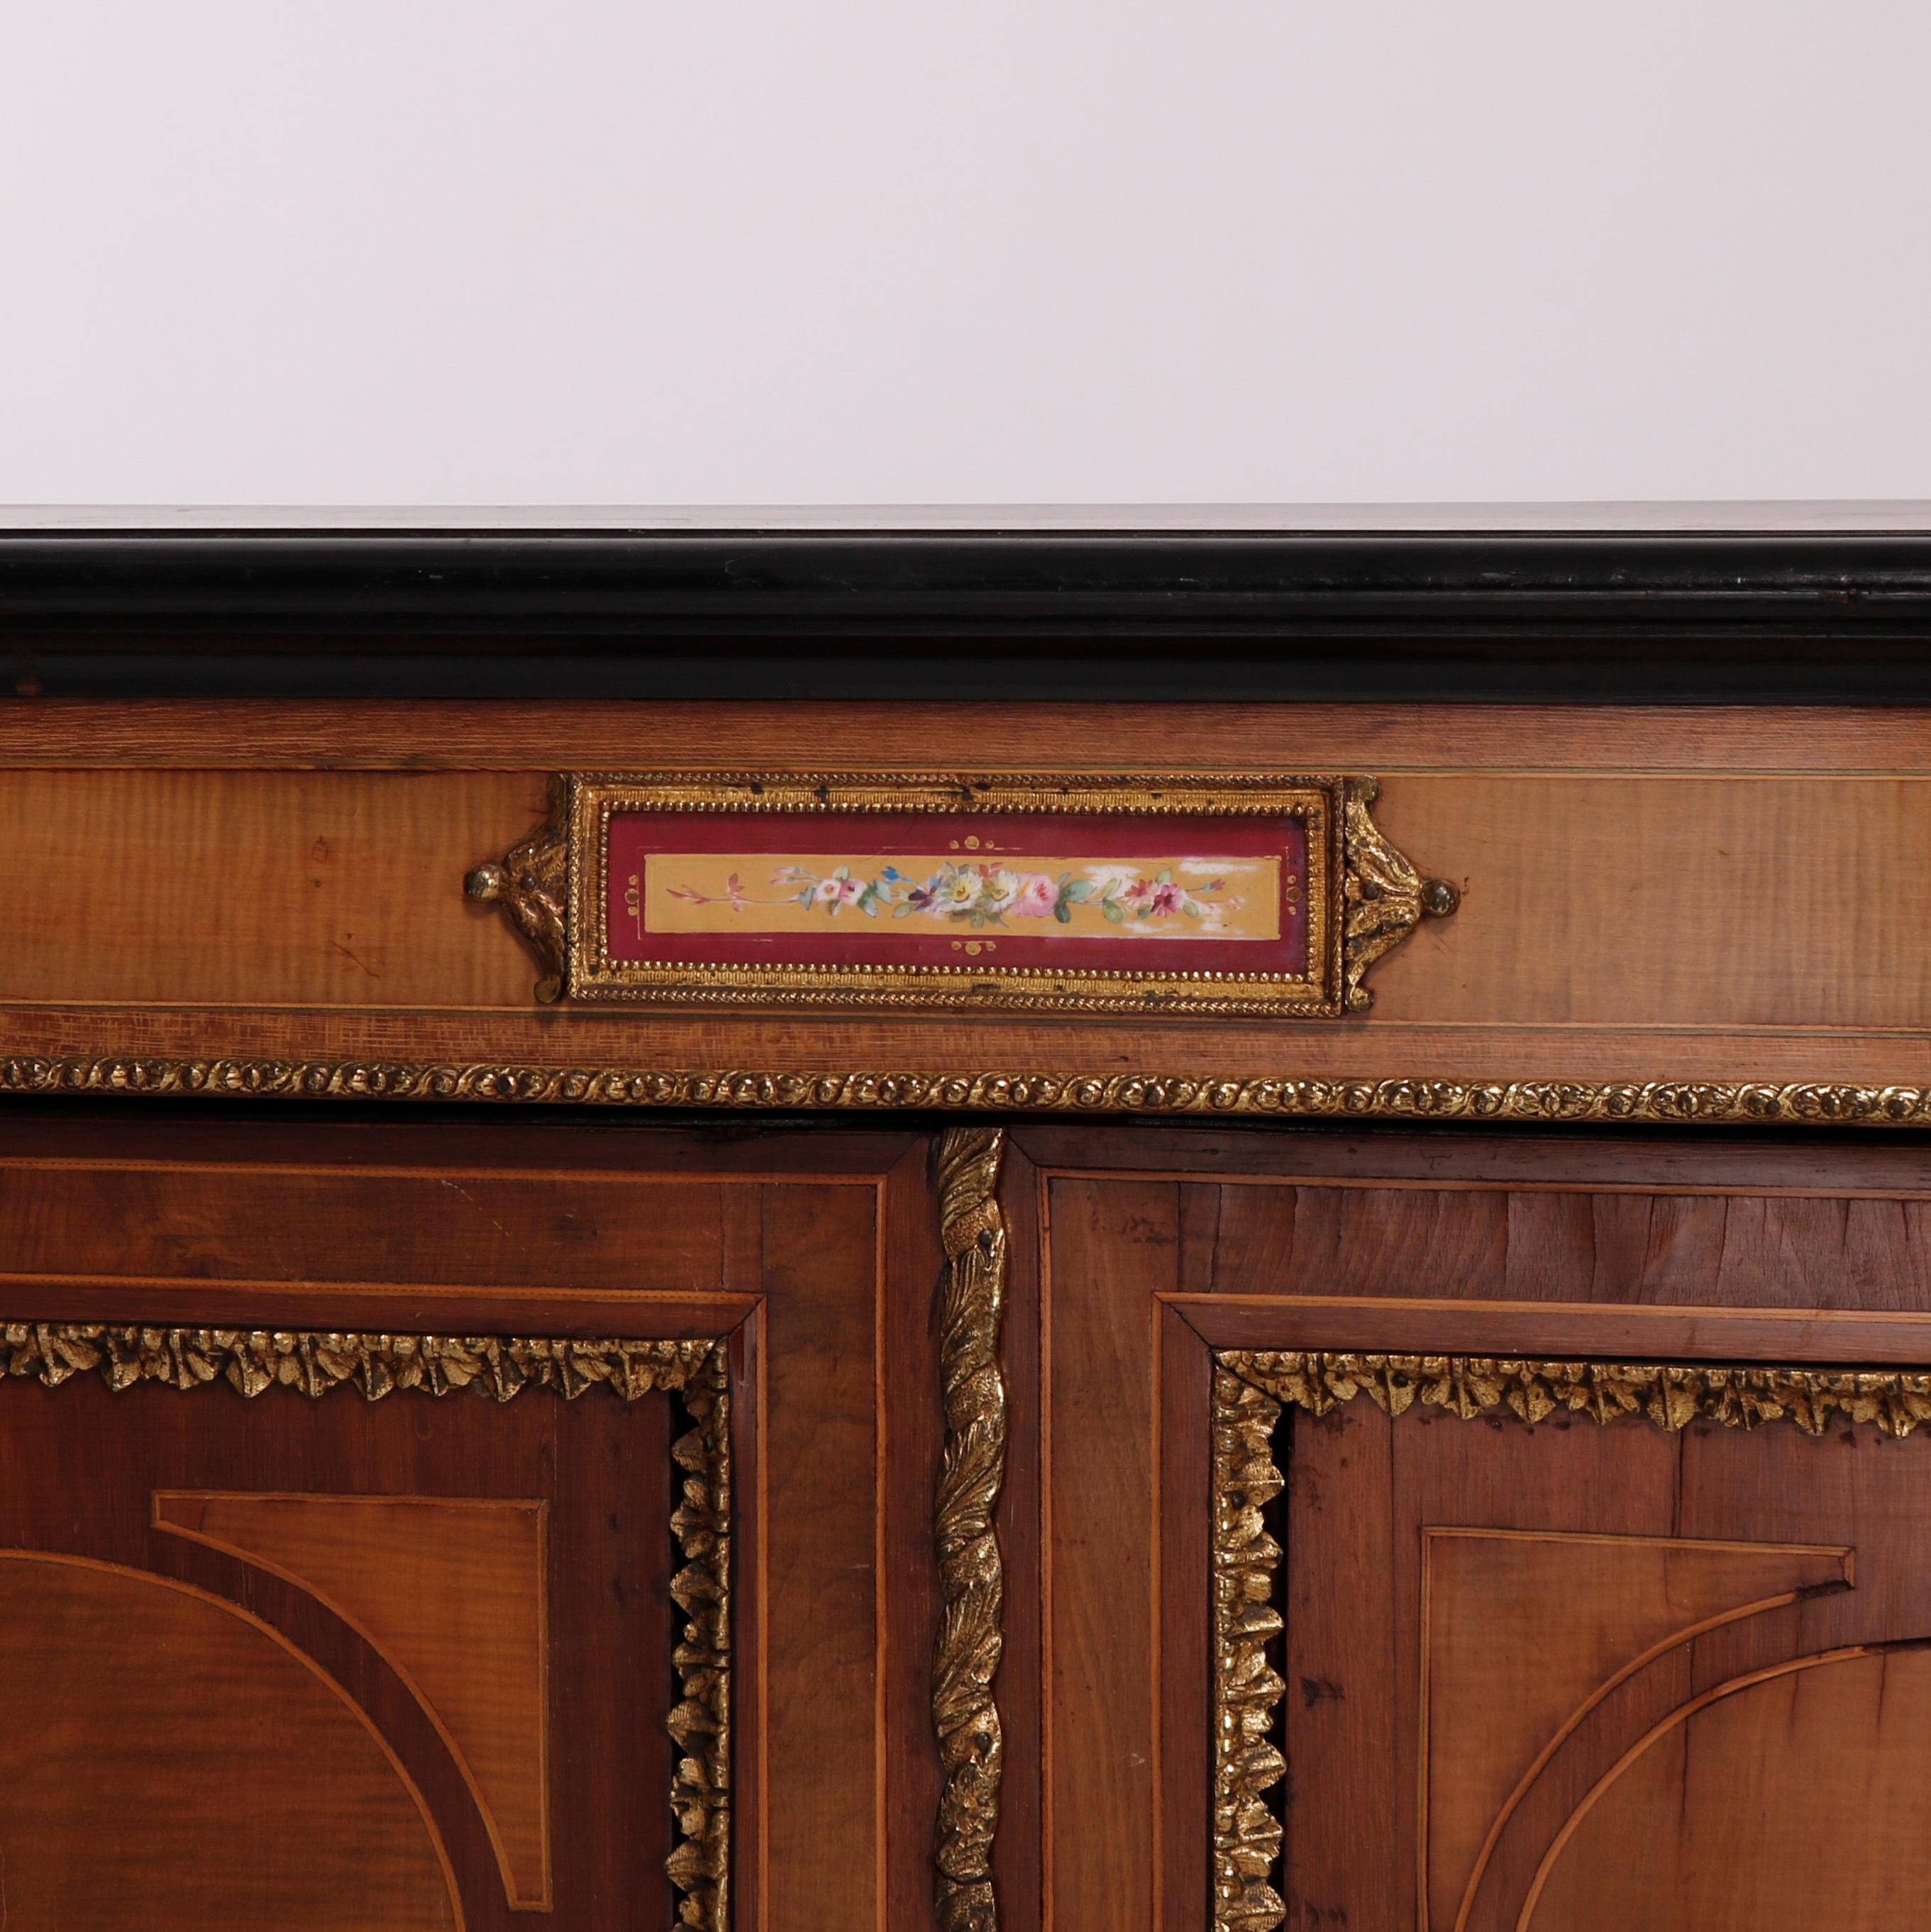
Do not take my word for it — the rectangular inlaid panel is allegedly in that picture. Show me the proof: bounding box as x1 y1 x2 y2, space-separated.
0 1113 943 1932
0 1338 691 1931
1016 1127 1931 1932
1278 1398 1931 1932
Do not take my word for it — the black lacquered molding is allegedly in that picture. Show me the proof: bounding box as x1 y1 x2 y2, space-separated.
4 530 1931 700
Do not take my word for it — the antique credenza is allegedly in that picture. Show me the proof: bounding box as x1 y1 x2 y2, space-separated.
5 527 1931 1932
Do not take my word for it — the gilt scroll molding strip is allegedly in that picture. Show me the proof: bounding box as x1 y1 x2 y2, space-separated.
0 1320 732 1932
667 1344 732 1932
1210 1364 1290 1932
1207 1346 1931 1932
1215 1349 1931 1439
13 1058 1931 1127
933 1125 1009 1932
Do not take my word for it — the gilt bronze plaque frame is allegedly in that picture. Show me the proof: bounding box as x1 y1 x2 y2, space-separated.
467 770 1456 1020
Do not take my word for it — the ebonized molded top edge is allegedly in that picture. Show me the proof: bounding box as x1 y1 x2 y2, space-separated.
6 531 1931 700
9 529 1931 616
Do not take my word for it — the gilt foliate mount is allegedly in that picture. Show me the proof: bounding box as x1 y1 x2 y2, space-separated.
465 771 1457 1020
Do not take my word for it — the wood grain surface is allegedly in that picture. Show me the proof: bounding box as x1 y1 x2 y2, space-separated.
9 762 1930 1029
1289 1410 1931 1932
1015 1125 1931 1932
0 1350 674 1932
3 702 1930 1095
1420 1526 1849 1932
0 1112 941 1932
0 1550 464 1931
3 697 1930 771
153 1491 553 1908
11 1082 1931 1931
1522 1644 1931 1931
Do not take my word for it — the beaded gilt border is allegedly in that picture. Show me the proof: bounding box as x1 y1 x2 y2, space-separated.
1207 1348 1931 1932
563 770 1348 1018
11 1058 1931 1127
0 1322 734 1932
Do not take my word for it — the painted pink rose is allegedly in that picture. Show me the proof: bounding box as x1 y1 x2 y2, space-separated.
1013 873 1058 917
1146 882 1187 916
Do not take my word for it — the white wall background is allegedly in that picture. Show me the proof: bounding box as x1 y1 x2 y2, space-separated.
2 1 1927 509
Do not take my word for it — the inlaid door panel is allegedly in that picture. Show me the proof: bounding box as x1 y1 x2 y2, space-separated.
0 1110 944 1932
1267 1386 1931 1932
0 1347 707 1929
0 1551 463 1930
151 1487 555 1905
1005 1125 1931 1932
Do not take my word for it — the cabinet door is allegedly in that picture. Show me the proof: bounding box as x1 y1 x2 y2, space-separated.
0 1110 941 1932
1004 1126 1931 1932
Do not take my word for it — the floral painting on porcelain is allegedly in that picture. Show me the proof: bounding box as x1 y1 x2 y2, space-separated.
588 793 1321 1006
666 859 1253 938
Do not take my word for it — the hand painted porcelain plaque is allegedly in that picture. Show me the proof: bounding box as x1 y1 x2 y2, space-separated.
466 772 1455 1017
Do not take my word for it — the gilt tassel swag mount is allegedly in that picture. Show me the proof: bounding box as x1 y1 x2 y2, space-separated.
466 771 1457 1018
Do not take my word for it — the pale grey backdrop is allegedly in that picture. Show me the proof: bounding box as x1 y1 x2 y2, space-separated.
4 1 1926 508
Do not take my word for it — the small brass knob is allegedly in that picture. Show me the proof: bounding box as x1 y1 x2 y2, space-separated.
465 862 509 902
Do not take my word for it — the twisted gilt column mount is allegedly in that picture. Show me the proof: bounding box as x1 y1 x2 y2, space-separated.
933 1126 1009 1932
